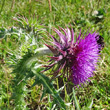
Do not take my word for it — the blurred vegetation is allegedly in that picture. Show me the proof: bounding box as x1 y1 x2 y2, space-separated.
0 0 110 109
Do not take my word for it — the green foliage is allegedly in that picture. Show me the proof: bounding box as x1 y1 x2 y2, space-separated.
72 88 93 110
32 68 66 109
0 0 110 109
11 50 66 110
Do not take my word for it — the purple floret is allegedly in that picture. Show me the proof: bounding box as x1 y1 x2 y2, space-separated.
44 27 100 86
70 32 99 86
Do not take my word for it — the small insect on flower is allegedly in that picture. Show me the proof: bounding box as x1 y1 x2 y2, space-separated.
43 27 103 86
95 35 104 52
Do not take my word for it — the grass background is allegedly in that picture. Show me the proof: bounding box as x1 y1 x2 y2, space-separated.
0 0 110 109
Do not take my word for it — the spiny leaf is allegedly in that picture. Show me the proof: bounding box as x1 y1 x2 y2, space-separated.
11 49 66 109
32 68 66 110
11 50 37 110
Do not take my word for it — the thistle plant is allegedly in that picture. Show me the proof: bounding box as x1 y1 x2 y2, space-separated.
44 27 101 87
0 13 103 109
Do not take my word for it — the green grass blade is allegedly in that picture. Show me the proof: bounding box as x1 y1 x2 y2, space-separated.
72 88 80 110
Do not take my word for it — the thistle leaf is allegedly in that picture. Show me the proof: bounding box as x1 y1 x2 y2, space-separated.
32 68 66 110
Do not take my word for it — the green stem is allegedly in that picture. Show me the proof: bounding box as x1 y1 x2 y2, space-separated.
35 47 52 55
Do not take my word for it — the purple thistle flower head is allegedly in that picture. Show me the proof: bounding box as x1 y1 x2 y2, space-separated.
44 27 101 86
